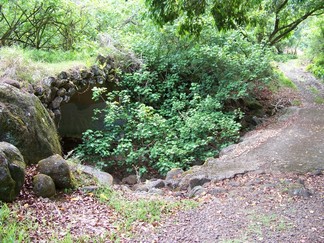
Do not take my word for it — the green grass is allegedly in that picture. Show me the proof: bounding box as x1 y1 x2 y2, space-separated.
0 46 92 84
246 212 292 238
220 211 293 242
308 86 324 104
309 86 320 95
314 96 324 104
274 54 298 62
96 187 198 237
273 68 297 90
0 203 29 242
291 99 302 106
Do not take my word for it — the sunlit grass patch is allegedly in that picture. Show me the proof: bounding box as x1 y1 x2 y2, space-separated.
0 46 89 84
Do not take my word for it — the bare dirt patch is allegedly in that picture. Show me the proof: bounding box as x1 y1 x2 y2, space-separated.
136 173 324 243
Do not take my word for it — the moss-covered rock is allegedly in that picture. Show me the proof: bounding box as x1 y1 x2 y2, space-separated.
0 83 61 164
33 174 56 198
0 142 26 202
37 154 74 189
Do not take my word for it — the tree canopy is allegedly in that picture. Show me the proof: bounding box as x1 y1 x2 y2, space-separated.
145 0 324 45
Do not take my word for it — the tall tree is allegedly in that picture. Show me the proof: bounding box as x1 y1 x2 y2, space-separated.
0 0 90 50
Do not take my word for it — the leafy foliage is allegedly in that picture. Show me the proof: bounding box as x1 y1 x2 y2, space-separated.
145 0 324 45
0 0 95 50
303 16 324 79
77 29 273 175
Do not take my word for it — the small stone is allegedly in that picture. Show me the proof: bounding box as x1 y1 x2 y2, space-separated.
189 175 210 189
122 175 138 185
288 187 312 198
51 96 63 109
147 179 165 189
96 76 105 84
62 95 70 103
1 79 21 89
165 168 184 181
33 174 56 198
79 186 99 192
188 186 206 198
165 179 180 189
50 87 59 100
38 154 74 189
57 88 66 97
133 184 149 192
148 188 164 196
228 181 240 187
58 71 68 80
42 76 56 87
91 65 101 76
70 71 81 80
79 165 113 186
67 87 76 96
311 169 323 176
208 187 227 196
34 86 43 96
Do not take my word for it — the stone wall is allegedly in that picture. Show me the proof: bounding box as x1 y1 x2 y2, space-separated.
34 55 120 124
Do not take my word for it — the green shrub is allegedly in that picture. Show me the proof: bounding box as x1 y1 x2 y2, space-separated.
77 29 274 176
77 88 241 175
307 55 324 80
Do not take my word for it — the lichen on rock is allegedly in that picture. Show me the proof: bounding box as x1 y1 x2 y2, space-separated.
0 142 26 202
0 83 61 164
37 154 74 189
33 174 56 198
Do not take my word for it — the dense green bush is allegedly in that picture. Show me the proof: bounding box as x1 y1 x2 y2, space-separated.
308 56 324 80
77 88 242 175
77 29 273 176
302 16 324 80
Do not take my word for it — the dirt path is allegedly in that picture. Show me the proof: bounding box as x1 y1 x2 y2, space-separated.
135 60 324 242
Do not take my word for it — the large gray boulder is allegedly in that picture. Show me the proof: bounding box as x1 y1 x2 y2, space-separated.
0 142 26 202
37 154 74 189
0 83 61 164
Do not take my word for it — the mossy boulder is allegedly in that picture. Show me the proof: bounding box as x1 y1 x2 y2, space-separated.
0 142 26 202
33 174 56 198
37 154 74 189
0 83 61 164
